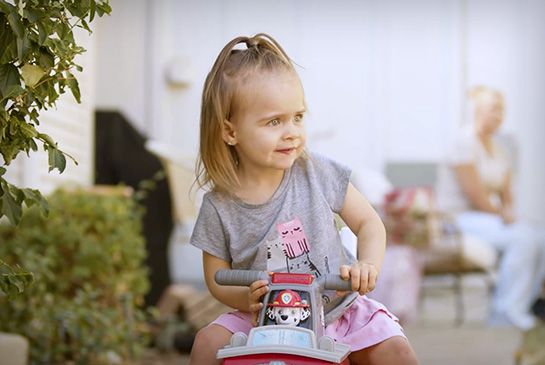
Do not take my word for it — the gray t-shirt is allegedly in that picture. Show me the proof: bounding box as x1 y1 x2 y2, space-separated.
190 151 358 324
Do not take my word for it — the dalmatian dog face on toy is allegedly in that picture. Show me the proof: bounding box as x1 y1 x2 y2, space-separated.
266 290 311 326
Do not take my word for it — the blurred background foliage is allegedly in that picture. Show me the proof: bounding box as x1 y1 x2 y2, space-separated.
0 188 152 364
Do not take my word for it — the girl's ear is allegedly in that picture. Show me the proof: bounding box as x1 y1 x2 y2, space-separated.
222 119 237 145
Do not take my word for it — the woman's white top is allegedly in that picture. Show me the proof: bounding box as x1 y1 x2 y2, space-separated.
435 125 511 213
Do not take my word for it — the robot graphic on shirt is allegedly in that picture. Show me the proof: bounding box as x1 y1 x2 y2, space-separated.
266 289 311 326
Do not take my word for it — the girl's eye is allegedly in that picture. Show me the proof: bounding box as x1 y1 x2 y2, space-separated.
268 119 280 126
294 114 303 123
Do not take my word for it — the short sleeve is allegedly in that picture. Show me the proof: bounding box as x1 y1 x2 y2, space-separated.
307 152 352 213
189 193 231 262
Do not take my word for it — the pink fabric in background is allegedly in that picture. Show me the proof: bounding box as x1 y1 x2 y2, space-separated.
367 245 424 324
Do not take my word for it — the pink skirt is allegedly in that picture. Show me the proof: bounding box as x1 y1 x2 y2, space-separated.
211 295 406 352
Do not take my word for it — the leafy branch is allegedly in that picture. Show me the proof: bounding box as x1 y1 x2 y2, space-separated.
0 258 34 300
0 0 111 298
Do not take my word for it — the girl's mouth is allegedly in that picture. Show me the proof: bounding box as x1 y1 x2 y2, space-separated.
276 148 295 154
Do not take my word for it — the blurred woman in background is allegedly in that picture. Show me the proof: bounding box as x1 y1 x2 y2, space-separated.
436 86 545 330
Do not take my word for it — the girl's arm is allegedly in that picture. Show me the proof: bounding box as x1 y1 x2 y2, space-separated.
454 163 498 214
202 251 269 314
338 182 386 295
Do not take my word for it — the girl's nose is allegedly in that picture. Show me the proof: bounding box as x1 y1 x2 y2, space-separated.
283 120 302 140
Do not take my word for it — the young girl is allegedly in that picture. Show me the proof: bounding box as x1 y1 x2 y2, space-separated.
189 33 419 365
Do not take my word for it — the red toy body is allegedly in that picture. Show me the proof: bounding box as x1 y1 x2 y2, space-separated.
215 270 353 365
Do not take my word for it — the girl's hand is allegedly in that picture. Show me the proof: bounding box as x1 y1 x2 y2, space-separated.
249 278 269 326
339 262 379 296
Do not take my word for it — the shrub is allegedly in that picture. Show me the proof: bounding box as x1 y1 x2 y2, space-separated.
0 188 151 364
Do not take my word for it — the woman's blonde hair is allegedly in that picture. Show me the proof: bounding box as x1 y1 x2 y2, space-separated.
196 33 302 193
469 85 504 107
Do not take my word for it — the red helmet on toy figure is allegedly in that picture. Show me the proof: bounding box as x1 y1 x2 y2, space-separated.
268 289 309 308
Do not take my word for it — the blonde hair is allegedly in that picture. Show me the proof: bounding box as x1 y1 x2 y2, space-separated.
196 33 303 193
469 85 504 107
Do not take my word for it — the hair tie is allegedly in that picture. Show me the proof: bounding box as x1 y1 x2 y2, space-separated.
246 41 258 49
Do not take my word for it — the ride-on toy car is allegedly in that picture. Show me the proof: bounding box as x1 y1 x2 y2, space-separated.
214 269 353 364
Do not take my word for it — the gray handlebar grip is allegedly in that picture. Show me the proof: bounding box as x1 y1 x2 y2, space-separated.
319 274 353 292
214 269 269 287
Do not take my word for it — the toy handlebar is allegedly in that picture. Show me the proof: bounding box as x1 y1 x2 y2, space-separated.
214 270 270 287
214 269 353 292
316 274 352 292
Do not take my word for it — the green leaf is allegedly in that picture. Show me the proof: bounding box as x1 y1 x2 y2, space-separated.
0 40 16 64
0 260 35 300
67 4 84 18
0 185 22 225
15 266 35 287
22 186 42 206
55 21 73 43
0 15 17 64
24 90 34 106
80 18 91 33
37 21 48 46
23 8 38 23
89 0 96 22
0 108 7 125
38 132 56 146
97 2 112 15
38 47 55 70
10 274 24 293
66 71 81 103
5 279 20 300
29 107 39 122
1 84 25 103
29 138 38 152
0 63 21 98
0 2 15 13
0 278 7 296
47 145 66 173
16 33 32 61
22 187 49 216
7 11 24 38
21 64 44 88
18 120 38 138
21 187 40 204
1 84 25 102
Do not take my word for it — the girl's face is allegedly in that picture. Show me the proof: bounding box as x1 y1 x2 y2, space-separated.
225 71 307 175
